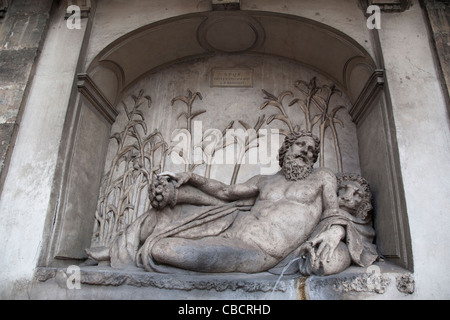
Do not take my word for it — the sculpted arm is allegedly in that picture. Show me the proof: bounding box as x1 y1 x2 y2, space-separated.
321 169 346 241
304 170 345 265
321 169 340 213
160 171 261 201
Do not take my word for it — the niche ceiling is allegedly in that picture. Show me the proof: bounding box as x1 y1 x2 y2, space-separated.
88 10 376 106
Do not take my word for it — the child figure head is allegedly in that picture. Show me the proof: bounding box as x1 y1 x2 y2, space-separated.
336 173 373 220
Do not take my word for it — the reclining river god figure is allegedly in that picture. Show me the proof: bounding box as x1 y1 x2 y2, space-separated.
86 131 378 275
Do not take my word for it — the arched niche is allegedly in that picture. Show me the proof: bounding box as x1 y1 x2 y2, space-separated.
48 10 412 272
86 11 378 104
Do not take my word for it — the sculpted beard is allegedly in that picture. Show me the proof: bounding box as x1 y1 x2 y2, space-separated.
282 154 313 181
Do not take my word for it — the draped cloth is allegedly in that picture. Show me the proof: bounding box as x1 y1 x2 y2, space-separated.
269 209 378 275
312 209 378 267
108 196 377 275
109 199 255 273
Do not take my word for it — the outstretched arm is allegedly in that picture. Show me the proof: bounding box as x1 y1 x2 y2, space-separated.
160 171 261 202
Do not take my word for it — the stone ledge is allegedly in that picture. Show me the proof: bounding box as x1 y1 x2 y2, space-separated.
31 262 412 300
35 265 299 292
306 263 414 300
32 266 303 300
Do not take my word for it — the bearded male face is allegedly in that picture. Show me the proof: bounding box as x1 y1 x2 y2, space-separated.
282 136 318 181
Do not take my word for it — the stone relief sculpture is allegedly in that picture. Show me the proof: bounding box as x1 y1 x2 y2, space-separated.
272 173 378 276
169 89 206 173
87 77 378 277
92 90 168 247
87 130 378 276
262 77 346 172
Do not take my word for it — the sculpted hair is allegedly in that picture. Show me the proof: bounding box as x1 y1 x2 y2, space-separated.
337 173 373 220
278 131 321 168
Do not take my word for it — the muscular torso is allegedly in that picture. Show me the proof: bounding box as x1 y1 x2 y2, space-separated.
226 170 335 260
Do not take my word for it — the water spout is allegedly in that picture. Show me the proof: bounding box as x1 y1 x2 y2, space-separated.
269 256 303 300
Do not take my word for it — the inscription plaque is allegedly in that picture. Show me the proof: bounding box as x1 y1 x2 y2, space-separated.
211 69 253 87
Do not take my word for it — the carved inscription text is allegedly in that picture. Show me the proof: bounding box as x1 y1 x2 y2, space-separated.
211 69 253 87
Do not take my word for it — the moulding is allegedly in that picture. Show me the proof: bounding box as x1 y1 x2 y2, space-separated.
34 266 295 293
32 262 414 300
197 11 265 54
77 74 118 124
350 69 385 124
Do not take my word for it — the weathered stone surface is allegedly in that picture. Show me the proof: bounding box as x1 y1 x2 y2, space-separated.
0 122 14 171
54 103 110 260
87 130 376 277
0 0 52 181
31 263 413 300
1 0 449 301
306 264 415 300
34 266 294 293
0 12 50 50
422 0 450 104
32 266 302 300
0 84 26 123
6 0 53 16
0 49 37 179
0 49 36 83
396 274 415 294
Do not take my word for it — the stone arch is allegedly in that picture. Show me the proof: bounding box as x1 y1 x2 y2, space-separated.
85 11 377 106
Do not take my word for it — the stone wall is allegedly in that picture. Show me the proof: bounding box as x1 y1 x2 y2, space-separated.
421 0 450 110
0 0 94 299
0 0 53 192
377 0 450 298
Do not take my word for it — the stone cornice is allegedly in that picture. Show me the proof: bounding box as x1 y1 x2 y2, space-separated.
77 74 118 124
350 69 385 125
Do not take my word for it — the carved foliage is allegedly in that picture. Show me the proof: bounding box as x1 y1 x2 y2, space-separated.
262 77 346 172
92 90 168 247
93 77 350 245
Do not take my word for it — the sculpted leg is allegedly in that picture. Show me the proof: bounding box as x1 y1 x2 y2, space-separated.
152 237 278 273
86 211 156 265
